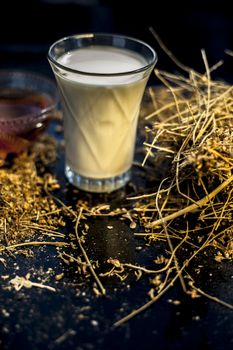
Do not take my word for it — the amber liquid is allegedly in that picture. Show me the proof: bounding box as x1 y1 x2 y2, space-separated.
0 88 54 157
0 88 52 118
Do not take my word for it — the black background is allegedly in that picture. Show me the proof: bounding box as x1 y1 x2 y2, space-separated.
1 0 233 81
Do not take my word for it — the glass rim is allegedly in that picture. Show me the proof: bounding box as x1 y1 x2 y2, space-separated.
47 33 157 77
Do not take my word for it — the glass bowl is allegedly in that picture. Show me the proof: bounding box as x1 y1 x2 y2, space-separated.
0 70 59 157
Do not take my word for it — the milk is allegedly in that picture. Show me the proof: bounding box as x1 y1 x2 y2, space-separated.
55 46 149 179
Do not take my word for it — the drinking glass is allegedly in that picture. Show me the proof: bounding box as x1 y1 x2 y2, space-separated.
48 33 157 192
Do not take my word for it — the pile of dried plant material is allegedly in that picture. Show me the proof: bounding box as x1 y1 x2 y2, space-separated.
0 135 67 255
113 50 233 325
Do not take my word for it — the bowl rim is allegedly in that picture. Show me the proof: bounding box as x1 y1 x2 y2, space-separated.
0 70 59 123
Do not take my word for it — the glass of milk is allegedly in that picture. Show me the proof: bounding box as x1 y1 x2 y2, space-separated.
48 33 157 193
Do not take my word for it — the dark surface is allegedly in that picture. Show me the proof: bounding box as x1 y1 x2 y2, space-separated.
0 114 233 350
0 2 233 349
0 200 233 350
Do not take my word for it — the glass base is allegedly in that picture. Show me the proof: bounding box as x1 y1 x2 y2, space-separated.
65 165 131 193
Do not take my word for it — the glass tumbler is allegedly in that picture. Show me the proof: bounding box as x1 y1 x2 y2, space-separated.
48 33 157 193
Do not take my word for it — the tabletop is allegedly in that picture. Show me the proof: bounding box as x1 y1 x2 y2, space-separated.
0 103 233 350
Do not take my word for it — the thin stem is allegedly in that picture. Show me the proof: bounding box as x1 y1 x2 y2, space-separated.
147 174 233 228
190 282 233 311
74 208 106 296
149 27 192 73
0 241 69 252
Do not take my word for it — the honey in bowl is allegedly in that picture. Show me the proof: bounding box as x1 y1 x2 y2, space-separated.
0 71 58 158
